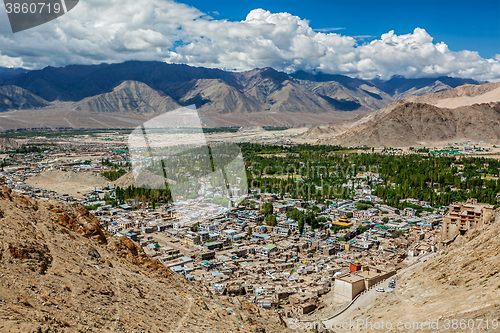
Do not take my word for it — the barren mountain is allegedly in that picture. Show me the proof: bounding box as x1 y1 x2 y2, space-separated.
0 62 486 129
306 82 500 146
301 124 349 139
0 85 49 112
0 186 292 333
74 81 181 114
370 75 481 99
171 79 264 114
265 80 339 113
326 102 500 147
296 79 392 111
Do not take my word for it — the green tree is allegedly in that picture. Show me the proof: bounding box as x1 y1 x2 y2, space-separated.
265 214 277 227
298 217 304 234
263 202 274 216
357 225 368 234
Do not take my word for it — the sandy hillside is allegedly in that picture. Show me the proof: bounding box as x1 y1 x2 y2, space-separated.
25 170 110 198
0 186 293 333
0 138 21 152
432 85 500 109
113 170 172 189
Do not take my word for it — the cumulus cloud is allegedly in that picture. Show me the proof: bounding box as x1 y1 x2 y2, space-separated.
0 0 498 81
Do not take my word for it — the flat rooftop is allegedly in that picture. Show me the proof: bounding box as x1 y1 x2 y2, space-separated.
354 270 382 279
336 274 364 284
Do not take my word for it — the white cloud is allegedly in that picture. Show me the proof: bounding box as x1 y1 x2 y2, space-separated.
0 0 498 81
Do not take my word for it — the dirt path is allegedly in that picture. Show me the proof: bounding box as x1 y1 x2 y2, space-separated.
172 295 194 333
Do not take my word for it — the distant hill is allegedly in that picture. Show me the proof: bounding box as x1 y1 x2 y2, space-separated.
370 75 481 99
0 85 50 111
0 67 29 80
329 101 500 147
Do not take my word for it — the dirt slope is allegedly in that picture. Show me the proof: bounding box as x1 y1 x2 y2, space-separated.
0 186 293 333
0 138 21 152
25 170 111 198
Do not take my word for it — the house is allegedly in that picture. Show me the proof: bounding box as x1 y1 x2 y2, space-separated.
205 241 224 251
403 208 416 217
197 251 216 261
334 266 396 302
184 231 200 245
223 229 238 239
274 204 293 214
274 227 290 236
257 244 278 257
442 198 495 241
292 303 316 315
198 231 209 242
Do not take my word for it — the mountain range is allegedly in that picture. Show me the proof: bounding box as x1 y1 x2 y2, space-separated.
0 62 483 129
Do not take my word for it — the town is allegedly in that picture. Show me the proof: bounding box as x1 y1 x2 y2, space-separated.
0 130 498 320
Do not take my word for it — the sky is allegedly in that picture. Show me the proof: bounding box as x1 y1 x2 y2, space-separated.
0 0 498 80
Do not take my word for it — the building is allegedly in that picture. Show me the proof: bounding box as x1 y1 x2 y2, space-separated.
441 199 495 241
184 231 201 245
334 274 365 303
257 244 278 257
274 227 291 236
197 251 216 261
334 264 396 302
274 204 293 214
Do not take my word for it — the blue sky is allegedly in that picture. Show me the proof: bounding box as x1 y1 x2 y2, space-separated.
182 0 500 59
0 0 498 80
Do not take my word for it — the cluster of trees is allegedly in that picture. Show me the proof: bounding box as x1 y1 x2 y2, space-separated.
239 143 500 207
286 207 330 233
101 169 127 181
10 145 45 154
110 185 172 208
263 202 277 227
101 159 130 169
356 200 374 210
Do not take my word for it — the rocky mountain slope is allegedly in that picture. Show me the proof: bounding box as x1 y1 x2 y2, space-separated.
326 102 500 147
0 85 49 112
308 82 500 147
0 61 483 129
0 185 293 333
